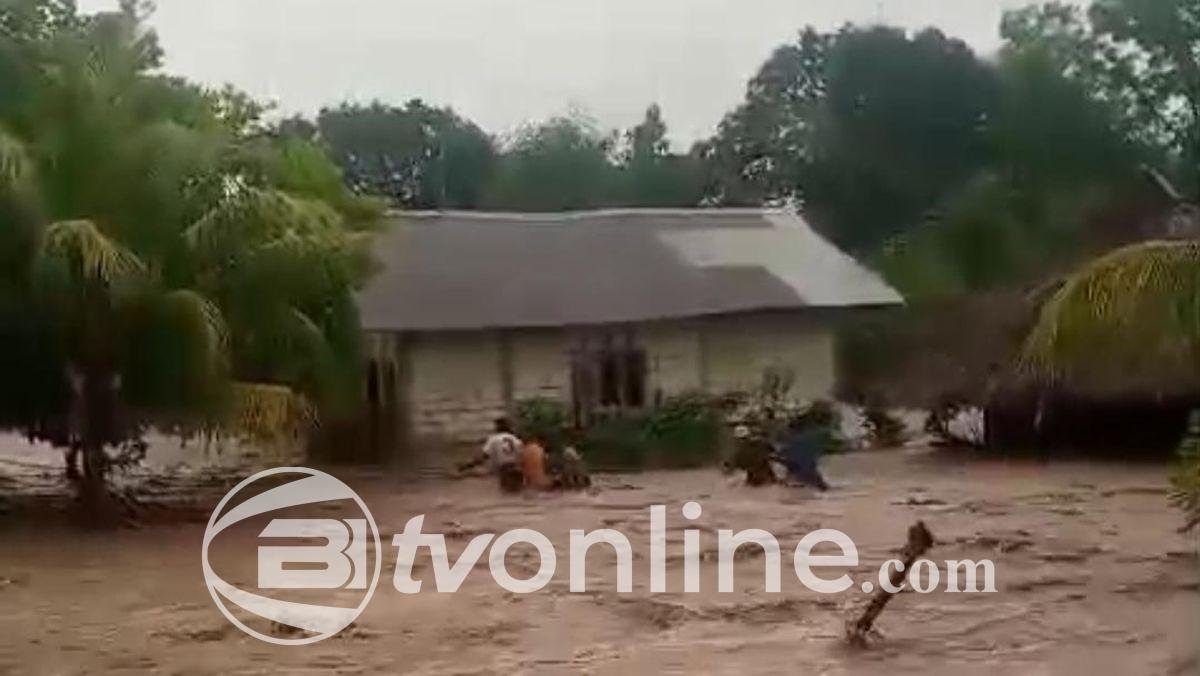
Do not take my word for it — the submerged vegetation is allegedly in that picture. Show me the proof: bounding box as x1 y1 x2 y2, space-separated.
0 0 382 481
1 0 1198 525
516 394 725 471
514 369 852 471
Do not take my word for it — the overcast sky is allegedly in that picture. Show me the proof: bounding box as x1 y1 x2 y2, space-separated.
77 0 1069 145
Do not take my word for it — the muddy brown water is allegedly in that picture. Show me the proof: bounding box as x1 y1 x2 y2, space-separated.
0 444 1196 675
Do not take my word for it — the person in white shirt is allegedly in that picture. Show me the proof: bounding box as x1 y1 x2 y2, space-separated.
459 418 525 491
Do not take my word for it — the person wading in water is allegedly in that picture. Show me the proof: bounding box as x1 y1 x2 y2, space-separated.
458 418 526 492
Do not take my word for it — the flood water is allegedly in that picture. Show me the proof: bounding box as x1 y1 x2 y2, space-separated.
0 440 1196 674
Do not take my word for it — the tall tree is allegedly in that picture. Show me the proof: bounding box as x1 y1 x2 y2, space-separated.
704 26 999 252
318 100 495 209
1003 1 1200 193
483 113 620 211
878 44 1140 301
618 104 705 208
623 103 669 164
698 28 832 207
0 0 381 483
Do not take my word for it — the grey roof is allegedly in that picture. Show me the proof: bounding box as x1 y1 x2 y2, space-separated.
358 209 903 332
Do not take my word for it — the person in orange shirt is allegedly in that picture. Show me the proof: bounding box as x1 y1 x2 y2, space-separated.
522 438 550 490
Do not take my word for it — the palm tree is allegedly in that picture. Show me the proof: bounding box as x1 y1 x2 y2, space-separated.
0 2 381 486
1022 239 1200 531
1022 240 1200 395
33 219 227 478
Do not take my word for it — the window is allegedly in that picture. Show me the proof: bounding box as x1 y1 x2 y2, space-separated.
572 332 648 424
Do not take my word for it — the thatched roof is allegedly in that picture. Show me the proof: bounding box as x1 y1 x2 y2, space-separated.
358 209 903 332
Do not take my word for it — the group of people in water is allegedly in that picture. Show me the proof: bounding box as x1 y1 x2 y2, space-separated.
726 422 830 490
459 408 832 494
457 418 592 493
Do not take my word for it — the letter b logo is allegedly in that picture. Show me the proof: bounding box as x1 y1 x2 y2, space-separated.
202 468 381 645
257 518 369 590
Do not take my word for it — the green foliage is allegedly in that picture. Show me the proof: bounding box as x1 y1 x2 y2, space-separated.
705 26 999 252
318 99 496 210
1022 240 1200 395
317 102 705 213
877 176 1068 301
186 186 376 412
515 397 570 453
877 33 1140 303
697 28 831 207
517 393 724 470
0 0 381 463
641 393 725 468
38 219 145 284
578 415 650 471
229 383 316 447
577 393 725 470
484 113 621 211
699 16 1152 299
620 104 706 208
1003 0 1200 194
991 44 1136 191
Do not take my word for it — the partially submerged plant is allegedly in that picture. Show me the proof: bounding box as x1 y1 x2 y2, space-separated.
227 383 317 446
1022 240 1200 395
1022 242 1200 530
515 397 571 453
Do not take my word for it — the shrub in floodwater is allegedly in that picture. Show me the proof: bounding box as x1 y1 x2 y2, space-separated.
579 415 651 470
576 393 725 471
516 398 571 453
865 406 907 448
642 393 725 469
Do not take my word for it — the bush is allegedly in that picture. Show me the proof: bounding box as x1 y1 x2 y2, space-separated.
643 393 724 469
579 414 651 470
515 398 571 453
577 393 725 471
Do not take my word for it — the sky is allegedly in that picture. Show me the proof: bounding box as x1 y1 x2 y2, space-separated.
76 0 1069 145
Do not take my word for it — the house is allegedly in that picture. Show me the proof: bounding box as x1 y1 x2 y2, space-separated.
357 209 903 444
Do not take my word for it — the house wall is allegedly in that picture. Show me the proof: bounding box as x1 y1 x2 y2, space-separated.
511 330 572 402
371 311 839 445
701 313 836 400
407 332 508 441
643 322 704 397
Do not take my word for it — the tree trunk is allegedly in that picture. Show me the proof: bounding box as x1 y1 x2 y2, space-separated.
846 521 936 646
64 446 81 480
71 367 126 528
79 369 115 482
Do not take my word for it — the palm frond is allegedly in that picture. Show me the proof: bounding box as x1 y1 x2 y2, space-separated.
185 186 344 254
228 382 316 444
287 306 326 348
1022 240 1200 394
280 305 339 388
158 289 229 372
39 219 146 284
